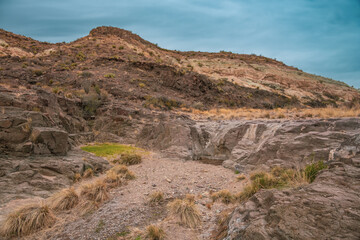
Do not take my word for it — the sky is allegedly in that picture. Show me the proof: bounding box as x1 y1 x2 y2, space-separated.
0 0 359 88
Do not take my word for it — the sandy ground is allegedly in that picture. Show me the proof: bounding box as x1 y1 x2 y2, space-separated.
27 153 246 240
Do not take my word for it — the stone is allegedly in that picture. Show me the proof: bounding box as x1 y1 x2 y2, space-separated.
31 127 68 155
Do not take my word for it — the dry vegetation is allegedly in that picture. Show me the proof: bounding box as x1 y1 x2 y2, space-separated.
114 153 142 166
148 191 165 205
48 187 79 211
168 198 202 229
146 225 166 240
1 203 56 237
185 106 360 120
80 180 109 203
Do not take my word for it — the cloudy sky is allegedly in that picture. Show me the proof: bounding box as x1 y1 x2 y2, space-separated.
0 0 359 88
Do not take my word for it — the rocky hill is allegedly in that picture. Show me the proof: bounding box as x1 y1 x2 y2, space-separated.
0 26 359 240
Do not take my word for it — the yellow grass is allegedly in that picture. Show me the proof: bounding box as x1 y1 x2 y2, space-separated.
146 225 166 240
168 199 201 228
148 191 164 205
48 187 79 211
80 180 109 203
211 190 234 204
1 203 56 237
184 106 360 120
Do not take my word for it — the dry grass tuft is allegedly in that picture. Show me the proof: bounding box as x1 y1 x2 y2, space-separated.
103 170 122 188
109 165 136 180
80 180 109 203
211 190 234 204
148 191 164 205
1 203 56 237
185 194 195 203
236 163 326 202
49 187 79 211
115 153 142 166
73 172 82 182
236 174 246 181
145 225 166 240
168 198 201 228
75 200 99 216
83 168 94 178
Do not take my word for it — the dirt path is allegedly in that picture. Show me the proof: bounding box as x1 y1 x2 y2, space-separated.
46 153 245 240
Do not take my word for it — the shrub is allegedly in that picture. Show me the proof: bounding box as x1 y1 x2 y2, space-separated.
148 191 164 205
76 52 86 61
49 188 79 211
81 71 93 78
146 225 166 240
33 69 43 76
104 73 115 78
81 94 101 117
1 203 56 237
80 180 109 203
304 161 327 183
211 190 234 204
168 199 201 228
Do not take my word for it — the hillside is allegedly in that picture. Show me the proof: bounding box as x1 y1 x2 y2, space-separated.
0 26 359 240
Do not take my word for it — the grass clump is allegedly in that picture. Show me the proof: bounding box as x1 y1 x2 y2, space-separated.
148 191 164 205
49 188 79 211
304 161 327 183
146 225 166 240
211 190 234 204
103 170 122 188
115 153 142 166
236 162 327 202
236 174 246 181
109 165 136 180
81 143 143 157
80 180 109 203
82 168 94 178
1 203 56 237
168 198 201 228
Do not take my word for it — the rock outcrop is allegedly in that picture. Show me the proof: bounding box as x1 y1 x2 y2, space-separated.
223 131 360 240
138 118 360 172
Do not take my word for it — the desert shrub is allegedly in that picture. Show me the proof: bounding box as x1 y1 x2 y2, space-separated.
304 161 327 183
76 52 86 61
148 191 164 205
81 71 93 78
49 188 79 211
211 190 234 204
80 180 109 203
138 83 146 88
144 96 182 110
104 73 115 78
33 69 43 76
115 153 142 166
146 225 166 240
1 203 56 237
168 199 201 228
81 94 101 117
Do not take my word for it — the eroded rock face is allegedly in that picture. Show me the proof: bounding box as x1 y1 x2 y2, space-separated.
223 133 360 240
138 118 360 171
0 150 110 208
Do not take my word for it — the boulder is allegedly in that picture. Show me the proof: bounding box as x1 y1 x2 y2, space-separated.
31 127 68 155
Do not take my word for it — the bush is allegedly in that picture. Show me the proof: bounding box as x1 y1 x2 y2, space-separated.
109 165 136 180
103 170 122 188
168 199 201 228
49 188 79 211
104 73 115 78
81 94 101 117
1 203 56 237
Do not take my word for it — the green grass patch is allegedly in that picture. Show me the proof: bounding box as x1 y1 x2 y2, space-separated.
81 143 146 157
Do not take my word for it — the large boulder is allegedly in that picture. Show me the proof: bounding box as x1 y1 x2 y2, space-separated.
31 127 68 155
